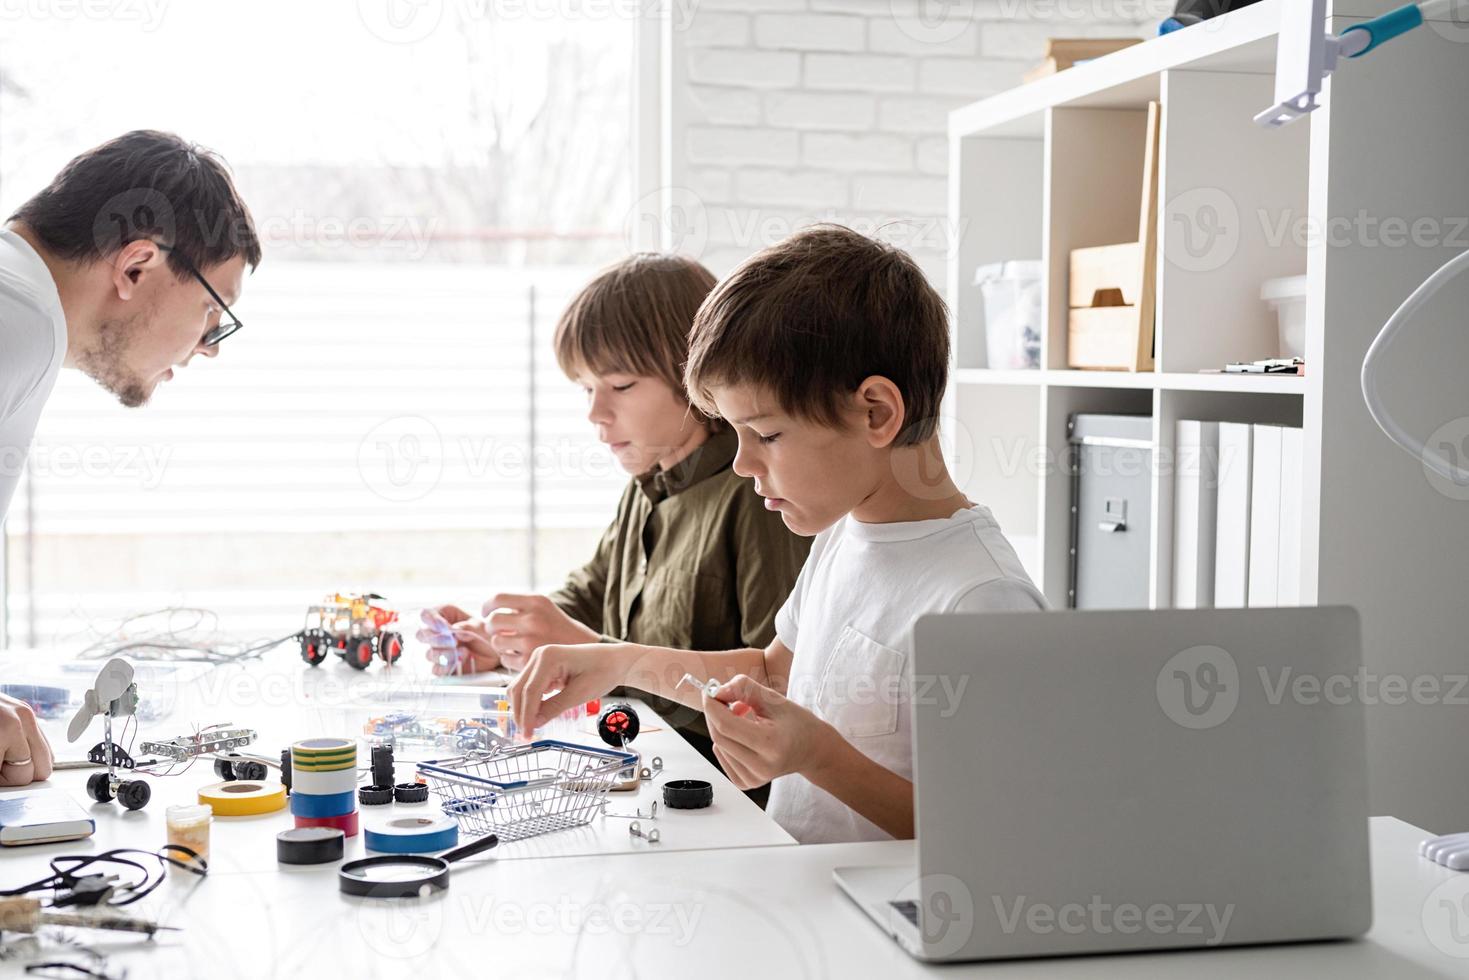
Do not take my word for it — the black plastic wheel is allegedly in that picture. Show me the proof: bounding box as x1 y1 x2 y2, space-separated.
300 632 327 667
597 702 640 747
350 639 374 670
117 779 151 811
379 632 403 664
87 771 114 804
237 760 267 781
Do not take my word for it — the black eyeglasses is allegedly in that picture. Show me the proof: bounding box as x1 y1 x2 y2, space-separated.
158 244 244 347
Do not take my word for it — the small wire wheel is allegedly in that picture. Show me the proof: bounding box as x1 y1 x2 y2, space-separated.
597 703 640 747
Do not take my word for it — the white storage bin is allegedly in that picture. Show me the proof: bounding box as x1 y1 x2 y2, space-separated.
975 260 1042 370
1261 274 1307 359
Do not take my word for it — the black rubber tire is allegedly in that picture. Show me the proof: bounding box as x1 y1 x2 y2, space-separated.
117 779 151 811
87 771 114 804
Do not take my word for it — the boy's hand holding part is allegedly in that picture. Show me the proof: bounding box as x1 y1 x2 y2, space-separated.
420 594 599 675
700 675 834 791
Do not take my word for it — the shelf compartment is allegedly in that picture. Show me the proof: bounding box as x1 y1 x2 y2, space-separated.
1154 69 1309 373
951 134 1044 369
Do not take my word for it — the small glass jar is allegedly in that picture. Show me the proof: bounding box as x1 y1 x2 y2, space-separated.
166 803 212 871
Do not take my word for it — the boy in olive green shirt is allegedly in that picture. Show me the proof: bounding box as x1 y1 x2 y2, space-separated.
425 254 809 777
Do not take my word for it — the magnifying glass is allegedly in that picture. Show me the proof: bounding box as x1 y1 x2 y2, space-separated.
338 832 499 898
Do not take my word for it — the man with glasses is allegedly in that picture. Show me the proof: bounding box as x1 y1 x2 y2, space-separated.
0 130 260 786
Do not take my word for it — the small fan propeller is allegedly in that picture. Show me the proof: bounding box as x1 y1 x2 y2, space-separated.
65 658 136 743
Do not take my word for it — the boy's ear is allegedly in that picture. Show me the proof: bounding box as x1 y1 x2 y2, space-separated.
854 376 905 449
110 239 167 302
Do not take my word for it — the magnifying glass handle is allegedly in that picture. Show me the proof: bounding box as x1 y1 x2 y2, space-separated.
442 833 500 864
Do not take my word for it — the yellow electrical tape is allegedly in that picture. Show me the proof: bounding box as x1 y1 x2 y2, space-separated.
198 780 288 816
292 760 355 772
291 753 356 769
292 738 355 754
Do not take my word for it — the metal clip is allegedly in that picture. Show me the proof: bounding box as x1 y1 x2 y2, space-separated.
629 820 660 844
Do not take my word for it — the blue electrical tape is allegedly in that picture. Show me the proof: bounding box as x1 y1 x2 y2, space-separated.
364 816 460 853
289 790 357 818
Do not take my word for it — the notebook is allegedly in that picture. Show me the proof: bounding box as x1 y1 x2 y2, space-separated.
0 789 95 846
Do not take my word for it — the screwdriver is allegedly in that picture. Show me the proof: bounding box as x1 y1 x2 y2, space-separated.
0 897 178 937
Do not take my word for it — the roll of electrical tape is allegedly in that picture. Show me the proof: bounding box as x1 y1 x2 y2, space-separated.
277 827 345 865
364 816 459 854
290 789 357 818
290 738 357 772
289 764 360 797
198 780 289 816
295 811 360 837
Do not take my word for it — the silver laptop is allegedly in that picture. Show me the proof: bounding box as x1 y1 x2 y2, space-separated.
834 607 1372 962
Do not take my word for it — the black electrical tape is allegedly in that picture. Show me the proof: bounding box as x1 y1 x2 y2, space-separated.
371 744 395 788
393 782 429 803
358 784 394 806
662 779 713 810
277 827 345 865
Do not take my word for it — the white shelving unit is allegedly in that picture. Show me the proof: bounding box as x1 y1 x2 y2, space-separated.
945 0 1469 830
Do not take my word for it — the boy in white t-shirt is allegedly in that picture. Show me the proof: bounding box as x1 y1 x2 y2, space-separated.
508 224 1045 843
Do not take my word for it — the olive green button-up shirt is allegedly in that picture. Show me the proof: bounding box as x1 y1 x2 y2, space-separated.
547 427 810 732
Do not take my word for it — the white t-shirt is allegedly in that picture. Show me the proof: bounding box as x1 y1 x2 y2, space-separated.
0 229 67 524
768 504 1046 844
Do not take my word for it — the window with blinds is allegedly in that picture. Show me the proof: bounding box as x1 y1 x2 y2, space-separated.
0 7 637 648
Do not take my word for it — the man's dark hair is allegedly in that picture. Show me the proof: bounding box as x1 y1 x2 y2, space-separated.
685 224 950 446
10 129 261 278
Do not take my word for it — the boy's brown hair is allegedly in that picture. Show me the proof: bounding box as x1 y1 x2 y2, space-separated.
684 224 949 446
554 252 719 421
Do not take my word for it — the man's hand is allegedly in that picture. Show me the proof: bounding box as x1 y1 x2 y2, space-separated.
508 643 633 733
482 594 599 672
418 605 498 675
701 675 840 791
0 694 53 787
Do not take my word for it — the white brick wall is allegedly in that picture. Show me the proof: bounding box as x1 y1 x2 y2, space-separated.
663 0 1160 284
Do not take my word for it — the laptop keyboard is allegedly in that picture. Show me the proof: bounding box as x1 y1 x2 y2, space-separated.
890 900 920 927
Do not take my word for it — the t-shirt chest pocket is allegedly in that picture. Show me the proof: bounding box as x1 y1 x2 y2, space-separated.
815 626 907 739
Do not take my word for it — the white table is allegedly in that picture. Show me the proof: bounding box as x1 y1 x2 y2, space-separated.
2 817 1465 978
3 650 793 882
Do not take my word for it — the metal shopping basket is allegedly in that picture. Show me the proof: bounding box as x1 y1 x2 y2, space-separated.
417 739 637 842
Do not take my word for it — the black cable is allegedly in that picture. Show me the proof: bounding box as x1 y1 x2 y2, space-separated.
0 846 205 908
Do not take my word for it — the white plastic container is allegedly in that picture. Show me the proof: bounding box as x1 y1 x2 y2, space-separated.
1261 274 1307 359
974 260 1043 370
